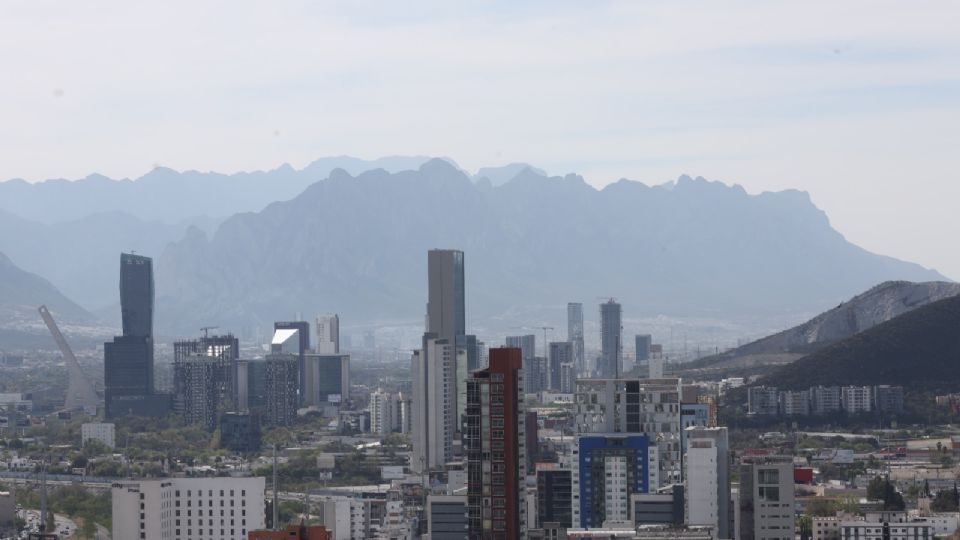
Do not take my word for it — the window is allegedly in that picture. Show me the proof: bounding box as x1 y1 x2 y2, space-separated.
758 486 780 502
758 469 780 485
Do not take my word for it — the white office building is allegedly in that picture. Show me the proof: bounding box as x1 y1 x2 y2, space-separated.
368 388 401 435
737 456 795 540
112 476 265 540
82 422 116 449
685 427 729 539
316 314 340 354
411 336 456 473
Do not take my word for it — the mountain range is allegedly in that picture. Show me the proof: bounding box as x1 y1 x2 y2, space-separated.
0 156 949 340
154 159 944 336
680 280 960 378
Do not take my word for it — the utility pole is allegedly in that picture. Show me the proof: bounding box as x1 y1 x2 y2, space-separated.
272 443 279 530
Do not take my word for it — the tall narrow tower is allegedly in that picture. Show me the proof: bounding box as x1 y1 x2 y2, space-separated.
567 302 584 375
466 347 526 539
599 299 622 378
427 249 465 346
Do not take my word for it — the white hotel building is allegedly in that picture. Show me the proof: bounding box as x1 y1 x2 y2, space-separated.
112 477 265 540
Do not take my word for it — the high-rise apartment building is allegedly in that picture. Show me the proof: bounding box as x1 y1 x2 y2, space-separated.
567 302 585 375
427 249 466 346
411 335 456 473
263 353 298 426
842 386 873 413
599 299 623 377
574 378 682 488
173 354 220 430
112 476 265 540
738 456 795 540
685 427 730 539
548 342 573 392
465 347 526 540
369 388 402 435
315 314 340 354
810 386 842 415
571 434 656 528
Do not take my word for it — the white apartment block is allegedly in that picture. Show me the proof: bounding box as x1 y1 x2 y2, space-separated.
82 422 116 449
574 378 682 487
317 496 367 540
112 476 265 540
368 389 399 435
411 336 455 473
842 386 874 414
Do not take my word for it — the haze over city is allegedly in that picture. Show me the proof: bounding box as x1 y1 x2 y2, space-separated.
1 2 959 540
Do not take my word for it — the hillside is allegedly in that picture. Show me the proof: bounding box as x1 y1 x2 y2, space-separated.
0 251 111 350
154 159 945 335
758 294 960 391
680 281 960 378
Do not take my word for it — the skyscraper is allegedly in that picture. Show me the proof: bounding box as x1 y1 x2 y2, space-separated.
599 299 622 378
567 303 585 375
119 252 154 339
302 352 350 407
315 314 340 354
274 321 310 402
105 253 170 418
427 249 465 346
636 334 652 375
263 353 298 426
411 335 456 473
685 426 730 539
548 341 573 392
465 347 527 539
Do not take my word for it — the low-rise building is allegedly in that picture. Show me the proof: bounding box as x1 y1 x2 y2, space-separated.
81 422 116 448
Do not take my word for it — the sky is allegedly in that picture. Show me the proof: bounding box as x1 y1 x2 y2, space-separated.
2 1 959 278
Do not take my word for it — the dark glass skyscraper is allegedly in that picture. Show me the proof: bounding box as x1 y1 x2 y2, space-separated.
105 253 170 418
119 253 154 338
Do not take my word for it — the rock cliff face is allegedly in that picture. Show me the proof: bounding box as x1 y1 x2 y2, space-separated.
153 159 946 334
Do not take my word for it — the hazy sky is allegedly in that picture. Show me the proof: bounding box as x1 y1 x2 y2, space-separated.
2 1 959 278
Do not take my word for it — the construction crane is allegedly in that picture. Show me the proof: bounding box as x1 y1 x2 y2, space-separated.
200 326 220 338
37 305 100 415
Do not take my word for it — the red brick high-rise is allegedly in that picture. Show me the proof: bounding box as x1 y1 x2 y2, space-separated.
465 347 527 539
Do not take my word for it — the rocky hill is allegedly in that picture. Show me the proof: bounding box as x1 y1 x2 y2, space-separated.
680 280 960 378
757 294 960 391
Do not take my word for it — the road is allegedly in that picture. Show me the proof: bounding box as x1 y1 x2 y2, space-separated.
20 509 77 538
